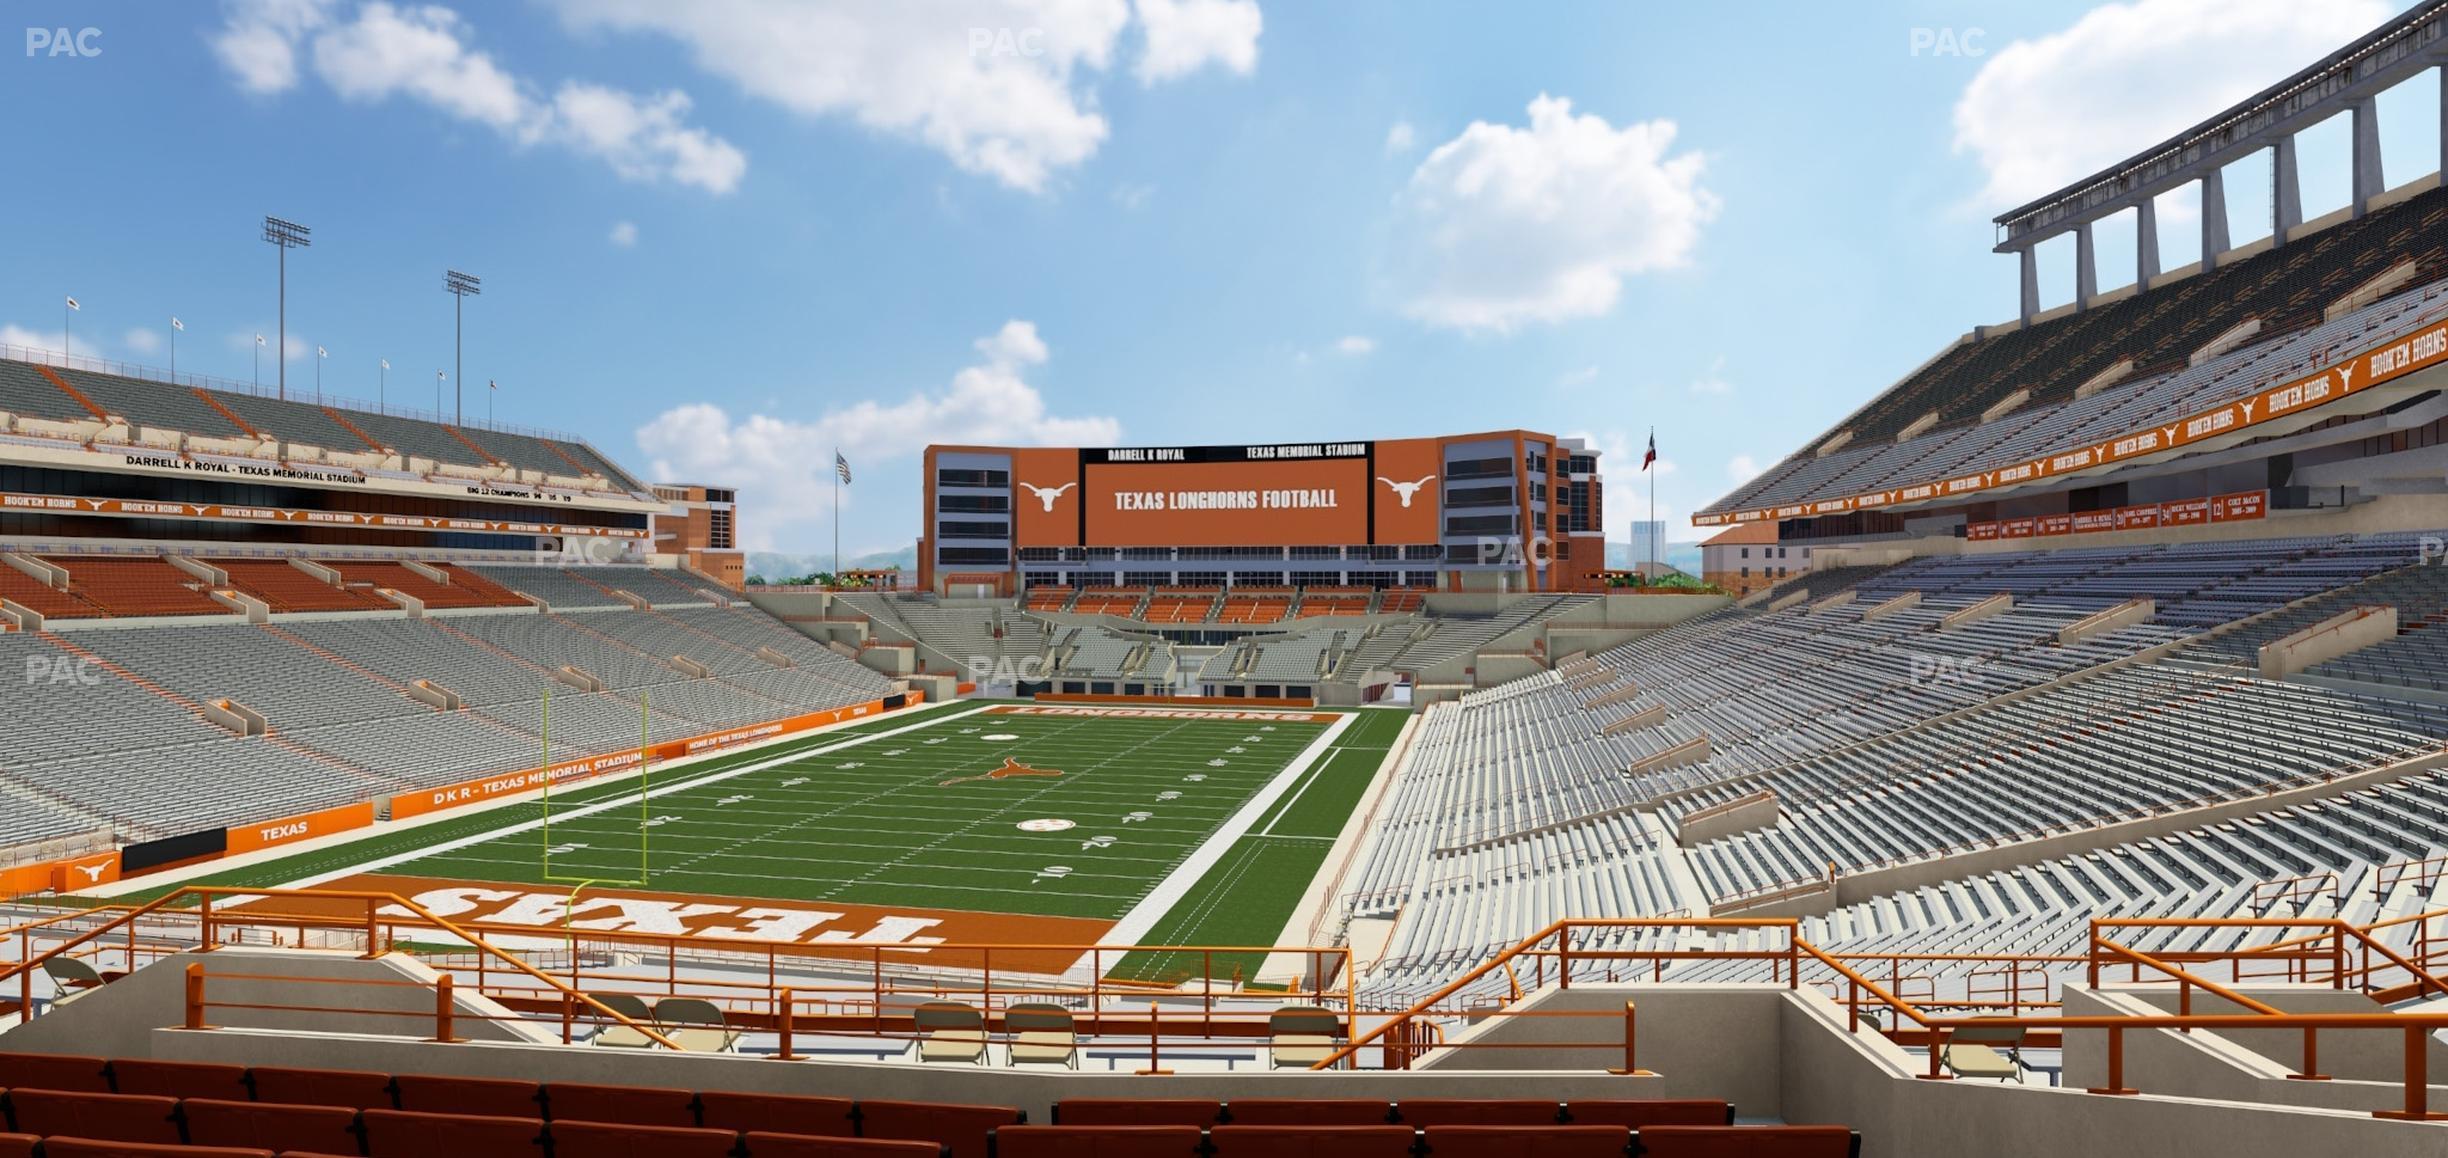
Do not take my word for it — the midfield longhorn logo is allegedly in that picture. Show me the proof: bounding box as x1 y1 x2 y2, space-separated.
940 757 1064 787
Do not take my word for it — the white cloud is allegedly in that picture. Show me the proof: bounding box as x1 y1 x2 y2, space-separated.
1556 365 1599 387
547 1 1254 194
634 321 1120 551
1111 182 1156 210
225 330 314 362
123 328 164 355
1688 356 1731 395
608 220 639 246
210 0 333 94
1726 454 1761 483
1384 120 1416 155
1334 335 1374 356
211 0 747 194
0 325 68 354
1133 0 1262 84
1389 95 1718 334
1952 0 2387 211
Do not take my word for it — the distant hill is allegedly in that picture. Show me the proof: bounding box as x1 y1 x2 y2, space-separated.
1608 539 1702 576
747 544 917 582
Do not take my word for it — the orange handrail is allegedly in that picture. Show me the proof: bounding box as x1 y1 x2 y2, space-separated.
0 887 681 1050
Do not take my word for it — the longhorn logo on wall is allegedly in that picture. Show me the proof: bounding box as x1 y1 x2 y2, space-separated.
1377 473 1437 508
1020 481 1076 512
940 757 1064 787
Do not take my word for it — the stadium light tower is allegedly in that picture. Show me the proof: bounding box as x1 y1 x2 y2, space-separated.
379 358 389 409
445 269 481 425
261 216 311 400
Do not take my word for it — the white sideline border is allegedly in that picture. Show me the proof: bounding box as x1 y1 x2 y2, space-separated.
1092 710 1359 961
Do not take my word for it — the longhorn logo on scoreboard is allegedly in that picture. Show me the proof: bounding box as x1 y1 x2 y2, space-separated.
1377 473 1437 508
1019 481 1076 512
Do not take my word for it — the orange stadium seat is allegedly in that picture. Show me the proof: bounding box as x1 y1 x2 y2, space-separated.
358 1109 544 1158
323 562 527 610
1559 1102 1729 1128
1209 1126 1416 1158
1023 586 1075 611
1222 1102 1393 1126
213 560 394 613
990 1126 1204 1158
1633 1126 1857 1158
3 1091 184 1145
180 1098 361 1155
389 1074 541 1118
0 565 103 618
39 1141 273 1158
1396 1101 1561 1127
548 1120 739 1158
0 1134 32 1158
855 1100 1025 1158
1051 1102 1222 1127
694 1091 857 1138
46 558 226 618
244 1068 392 1110
0 1054 112 1094
1379 587 1429 613
541 1082 697 1127
744 1134 946 1158
432 564 531 606
1419 1127 1629 1158
108 1060 250 1101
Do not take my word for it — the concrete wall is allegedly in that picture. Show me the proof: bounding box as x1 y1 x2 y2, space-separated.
0 948 553 1059
2059 986 2448 1117
2259 605 2396 679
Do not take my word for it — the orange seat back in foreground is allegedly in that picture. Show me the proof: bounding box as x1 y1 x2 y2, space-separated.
181 1098 362 1155
992 1126 1205 1158
1210 1126 1417 1158
3 1091 183 1145
1634 1126 1858 1158
1052 1101 1223 1127
1420 1126 1630 1158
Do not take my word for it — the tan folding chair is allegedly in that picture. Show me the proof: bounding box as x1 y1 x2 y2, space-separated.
1004 1002 1079 1068
914 1000 989 1064
655 997 741 1053
1268 1004 1344 1070
1942 1018 2027 1083
589 993 660 1049
41 957 105 1010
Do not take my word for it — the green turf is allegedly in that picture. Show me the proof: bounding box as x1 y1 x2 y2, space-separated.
1110 707 1409 982
95 702 969 906
388 707 1335 920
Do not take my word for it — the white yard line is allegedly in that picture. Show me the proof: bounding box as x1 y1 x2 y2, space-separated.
1096 711 1358 955
270 703 1001 890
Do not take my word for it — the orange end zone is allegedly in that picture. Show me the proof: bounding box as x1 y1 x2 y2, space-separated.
234 873 1116 974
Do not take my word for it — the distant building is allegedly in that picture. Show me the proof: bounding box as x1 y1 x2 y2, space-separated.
652 483 745 590
1701 523 1812 597
1625 520 1668 568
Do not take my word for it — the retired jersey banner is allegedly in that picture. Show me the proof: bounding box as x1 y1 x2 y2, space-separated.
1692 313 2448 527
1968 491 2266 543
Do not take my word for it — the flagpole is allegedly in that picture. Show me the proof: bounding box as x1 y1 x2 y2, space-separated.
832 447 840 582
1648 426 1657 584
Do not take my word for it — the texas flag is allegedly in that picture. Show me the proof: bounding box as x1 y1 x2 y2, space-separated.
1642 430 1656 471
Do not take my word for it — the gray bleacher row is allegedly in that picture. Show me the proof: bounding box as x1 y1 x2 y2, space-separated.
1706 279 2448 516
1661 766 2448 1001
0 356 646 493
0 605 893 849
1346 531 2448 1000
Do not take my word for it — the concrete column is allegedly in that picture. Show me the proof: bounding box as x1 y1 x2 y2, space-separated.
2073 220 2097 308
2018 244 2040 321
2201 166 2230 271
2273 133 2303 245
2351 96 2383 216
2135 196 2161 289
2440 63 2447 185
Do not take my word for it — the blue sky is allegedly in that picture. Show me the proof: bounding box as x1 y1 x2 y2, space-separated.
2 0 2431 555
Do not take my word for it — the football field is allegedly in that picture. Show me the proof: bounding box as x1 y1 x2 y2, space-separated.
161 701 1405 974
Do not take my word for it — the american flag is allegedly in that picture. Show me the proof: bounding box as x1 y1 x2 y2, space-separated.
835 452 852 484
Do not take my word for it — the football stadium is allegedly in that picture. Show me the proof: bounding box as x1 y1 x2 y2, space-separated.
6 4 2448 1158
